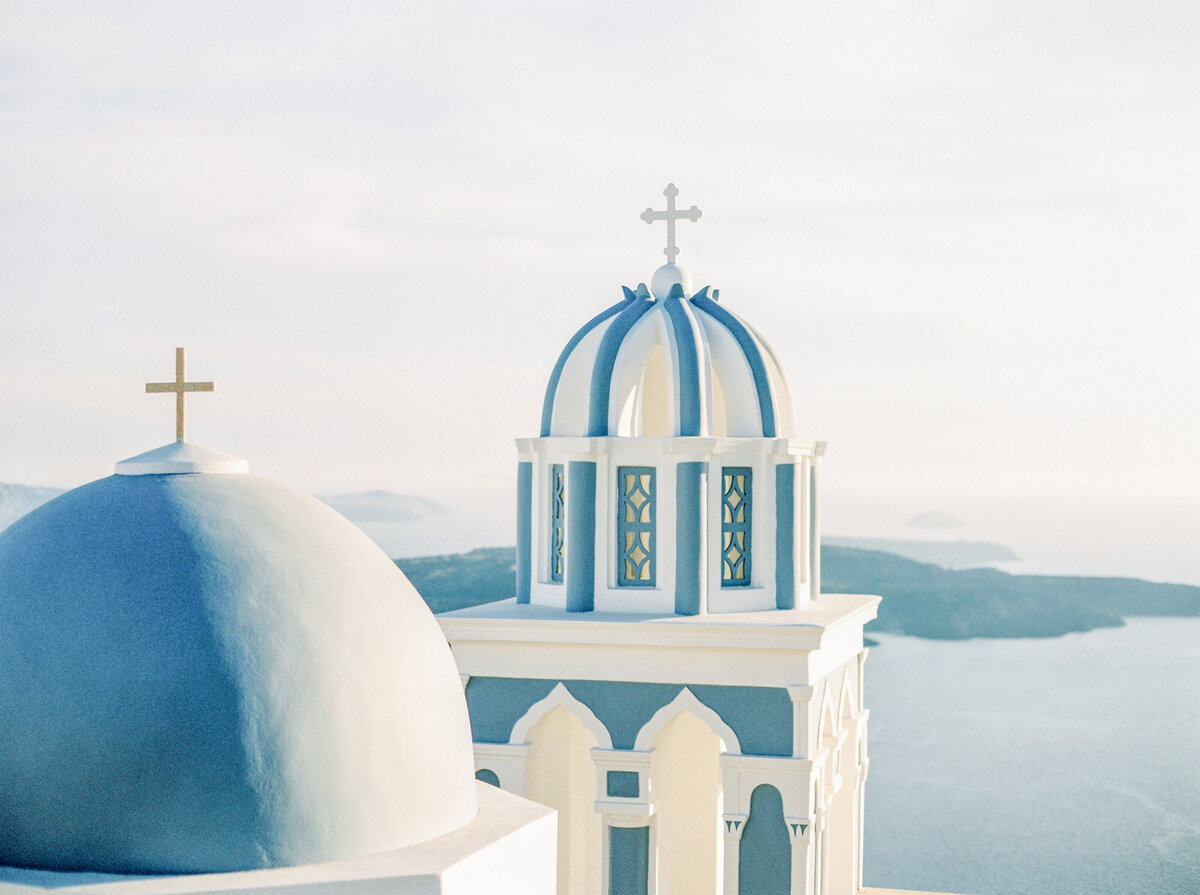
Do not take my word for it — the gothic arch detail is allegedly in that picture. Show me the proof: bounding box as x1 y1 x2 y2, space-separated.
633 686 742 754
509 682 614 749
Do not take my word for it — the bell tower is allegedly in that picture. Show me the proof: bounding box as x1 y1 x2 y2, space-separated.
439 186 879 895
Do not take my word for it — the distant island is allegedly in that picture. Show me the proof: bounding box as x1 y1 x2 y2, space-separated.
399 546 1200 640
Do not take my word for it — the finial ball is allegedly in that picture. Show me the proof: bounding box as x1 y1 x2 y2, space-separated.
651 264 692 300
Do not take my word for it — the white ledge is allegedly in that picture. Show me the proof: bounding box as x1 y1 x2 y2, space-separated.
115 441 249 476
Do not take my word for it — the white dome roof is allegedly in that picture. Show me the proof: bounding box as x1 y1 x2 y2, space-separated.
0 450 477 875
541 277 795 439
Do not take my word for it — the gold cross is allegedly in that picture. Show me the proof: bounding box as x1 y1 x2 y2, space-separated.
146 347 214 442
640 183 702 265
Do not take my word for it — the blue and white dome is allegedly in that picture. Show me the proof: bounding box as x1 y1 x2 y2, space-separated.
540 265 795 439
0 443 477 875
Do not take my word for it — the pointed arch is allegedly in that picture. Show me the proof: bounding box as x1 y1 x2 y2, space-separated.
633 687 742 754
838 668 856 724
817 680 838 744
509 682 613 749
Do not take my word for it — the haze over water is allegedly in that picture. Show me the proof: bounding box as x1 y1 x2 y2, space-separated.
865 618 1200 895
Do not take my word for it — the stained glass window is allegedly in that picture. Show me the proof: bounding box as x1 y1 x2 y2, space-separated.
617 466 655 586
722 467 752 586
550 464 564 583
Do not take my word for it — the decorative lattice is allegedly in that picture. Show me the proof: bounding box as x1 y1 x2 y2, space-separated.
617 466 656 586
721 467 752 586
550 464 565 582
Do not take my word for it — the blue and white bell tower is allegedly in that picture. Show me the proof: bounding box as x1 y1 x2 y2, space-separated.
440 185 879 895
521 183 821 615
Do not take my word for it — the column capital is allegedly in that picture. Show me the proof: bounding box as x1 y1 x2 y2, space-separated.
722 813 748 841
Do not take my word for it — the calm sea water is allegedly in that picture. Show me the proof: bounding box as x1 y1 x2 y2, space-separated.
863 618 1200 895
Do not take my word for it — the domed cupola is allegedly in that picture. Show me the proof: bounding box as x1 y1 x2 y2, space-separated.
516 186 825 618
0 350 478 876
540 269 796 440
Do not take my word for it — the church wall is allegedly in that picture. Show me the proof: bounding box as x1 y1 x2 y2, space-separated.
465 678 793 756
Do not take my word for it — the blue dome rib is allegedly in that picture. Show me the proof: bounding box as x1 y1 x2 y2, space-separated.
664 286 703 437
540 295 632 436
587 297 657 437
691 291 777 437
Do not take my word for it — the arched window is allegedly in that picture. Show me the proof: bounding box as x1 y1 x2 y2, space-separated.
721 467 752 586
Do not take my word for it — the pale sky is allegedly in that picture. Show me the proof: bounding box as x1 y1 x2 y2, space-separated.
1 3 1197 580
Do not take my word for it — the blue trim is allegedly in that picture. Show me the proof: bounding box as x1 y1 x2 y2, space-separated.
739 785 791 895
617 466 656 587
609 825 650 895
464 678 793 756
720 467 752 587
540 295 631 436
566 461 596 612
691 292 777 437
516 462 532 603
674 461 705 615
587 297 656 436
475 769 500 787
663 287 702 436
775 464 795 609
606 770 640 798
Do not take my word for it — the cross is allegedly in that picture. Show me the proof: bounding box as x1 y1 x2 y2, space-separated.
640 183 702 265
145 347 214 442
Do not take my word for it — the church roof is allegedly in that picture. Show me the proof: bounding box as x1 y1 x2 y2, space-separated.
540 265 795 439
0 444 477 875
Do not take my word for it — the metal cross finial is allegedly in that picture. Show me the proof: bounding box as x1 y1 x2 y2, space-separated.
640 183 702 265
145 347 214 442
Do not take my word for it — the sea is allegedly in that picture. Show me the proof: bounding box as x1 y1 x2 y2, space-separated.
862 617 1200 895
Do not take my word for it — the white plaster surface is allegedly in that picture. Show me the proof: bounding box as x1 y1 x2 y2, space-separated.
114 440 249 475
0 783 556 895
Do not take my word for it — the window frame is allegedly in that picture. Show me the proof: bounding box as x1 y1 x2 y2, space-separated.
720 466 752 587
616 465 657 587
549 463 565 583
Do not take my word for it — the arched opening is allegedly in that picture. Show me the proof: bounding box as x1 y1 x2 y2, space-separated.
648 710 725 895
738 784 790 895
475 768 500 787
525 705 603 895
825 680 859 895
639 342 670 437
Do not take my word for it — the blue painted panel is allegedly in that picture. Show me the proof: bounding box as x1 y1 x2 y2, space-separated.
691 292 777 437
566 461 596 612
674 461 705 615
464 677 793 756
587 297 656 436
516 462 532 604
606 770 639 798
475 769 500 787
808 464 817 597
775 463 795 610
609 825 649 895
541 297 631 436
663 293 702 436
738 784 791 895
616 466 656 587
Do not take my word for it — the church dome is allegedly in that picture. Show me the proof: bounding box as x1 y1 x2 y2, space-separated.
0 446 477 875
540 267 795 439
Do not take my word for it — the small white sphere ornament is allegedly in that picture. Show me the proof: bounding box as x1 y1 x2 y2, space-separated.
650 263 692 300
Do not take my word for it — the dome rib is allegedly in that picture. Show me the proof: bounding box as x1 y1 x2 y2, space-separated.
587 296 657 437
663 289 704 437
540 294 632 436
690 290 778 438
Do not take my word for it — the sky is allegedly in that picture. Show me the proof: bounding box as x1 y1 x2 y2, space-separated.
1 2 1197 581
